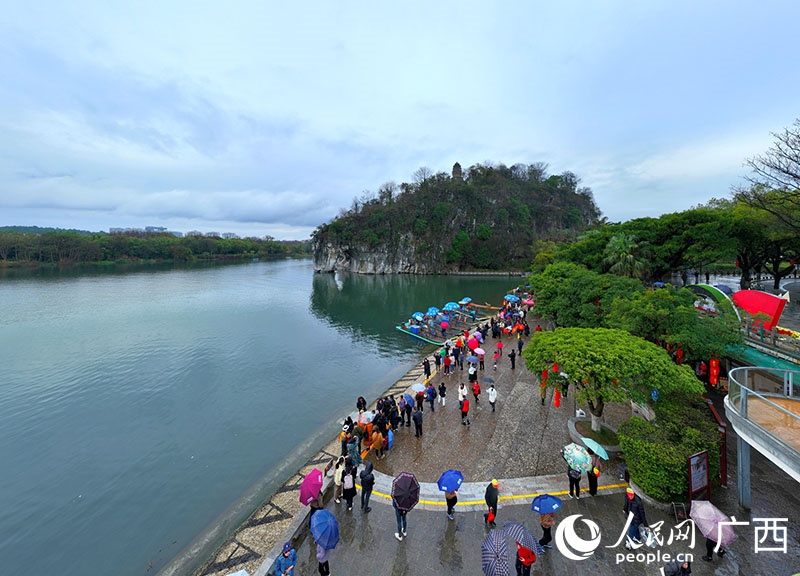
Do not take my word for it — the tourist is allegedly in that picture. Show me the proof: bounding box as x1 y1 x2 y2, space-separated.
703 536 727 562
508 348 517 369
443 353 452 376
360 461 375 513
484 479 499 527
445 488 458 520
332 456 345 504
458 382 468 406
514 541 536 576
404 396 413 427
478 350 485 370
461 397 470 426
426 381 437 412
587 448 600 496
622 487 649 549
493 349 500 370
422 357 431 380
472 381 481 405
392 499 408 541
540 382 547 406
663 559 692 575
415 389 425 411
412 405 424 437
538 513 555 549
342 457 358 511
488 383 497 412
274 541 296 576
371 426 384 460
567 463 581 499
438 381 447 406
315 540 331 576
433 352 441 373
356 396 367 412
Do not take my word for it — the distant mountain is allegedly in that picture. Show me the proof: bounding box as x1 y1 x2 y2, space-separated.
312 162 601 274
0 225 98 235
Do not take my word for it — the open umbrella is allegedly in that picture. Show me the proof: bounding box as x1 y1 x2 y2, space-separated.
403 393 415 407
474 331 484 343
443 302 460 311
426 306 440 317
459 297 472 304
411 383 426 392
562 443 592 472
437 469 464 492
522 299 535 306
310 509 340 550
299 468 323 505
481 528 509 576
411 311 425 321
580 437 609 460
689 500 738 546
504 294 520 303
503 521 544 555
392 472 421 512
475 347 486 355
466 355 479 363
531 493 562 514
481 377 495 383
441 321 450 329
358 411 375 425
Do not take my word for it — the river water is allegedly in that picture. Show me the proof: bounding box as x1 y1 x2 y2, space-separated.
0 259 515 575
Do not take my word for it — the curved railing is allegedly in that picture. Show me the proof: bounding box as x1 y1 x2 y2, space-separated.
725 366 800 483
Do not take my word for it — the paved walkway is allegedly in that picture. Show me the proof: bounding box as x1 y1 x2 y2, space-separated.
190 331 800 576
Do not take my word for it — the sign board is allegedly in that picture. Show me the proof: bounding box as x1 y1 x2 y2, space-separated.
688 450 710 501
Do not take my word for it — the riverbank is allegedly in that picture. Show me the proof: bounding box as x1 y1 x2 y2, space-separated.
172 326 634 576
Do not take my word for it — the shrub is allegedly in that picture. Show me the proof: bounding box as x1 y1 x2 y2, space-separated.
618 394 719 502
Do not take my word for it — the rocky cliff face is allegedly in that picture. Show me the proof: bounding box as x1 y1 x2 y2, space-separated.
313 234 449 274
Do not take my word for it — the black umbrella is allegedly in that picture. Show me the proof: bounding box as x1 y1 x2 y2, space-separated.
391 471 420 512
503 521 544 555
481 528 509 576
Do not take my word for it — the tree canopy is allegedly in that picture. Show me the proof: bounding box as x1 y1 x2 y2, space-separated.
524 327 704 428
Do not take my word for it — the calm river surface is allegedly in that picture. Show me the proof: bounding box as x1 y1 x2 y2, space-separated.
0 259 515 575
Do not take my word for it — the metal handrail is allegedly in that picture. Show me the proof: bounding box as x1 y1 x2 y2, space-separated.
728 366 800 433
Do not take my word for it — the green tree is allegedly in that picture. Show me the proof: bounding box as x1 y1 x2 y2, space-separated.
524 327 704 431
602 232 650 279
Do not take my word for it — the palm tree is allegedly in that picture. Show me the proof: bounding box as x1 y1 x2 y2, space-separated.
603 233 649 279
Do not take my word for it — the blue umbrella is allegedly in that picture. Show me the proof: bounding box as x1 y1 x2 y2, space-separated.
481 528 509 576
387 428 394 450
403 393 415 407
466 355 479 363
437 469 464 492
412 311 425 321
443 302 460 311
504 294 520 303
459 297 472 304
531 493 563 514
310 509 339 550
426 306 440 316
481 377 495 383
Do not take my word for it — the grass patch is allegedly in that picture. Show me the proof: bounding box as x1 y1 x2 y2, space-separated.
575 419 619 446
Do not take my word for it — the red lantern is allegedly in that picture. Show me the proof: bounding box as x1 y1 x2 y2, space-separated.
554 388 561 408
553 362 559 373
709 358 720 386
541 369 548 382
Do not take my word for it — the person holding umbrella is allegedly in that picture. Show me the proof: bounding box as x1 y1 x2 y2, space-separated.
514 541 536 576
310 509 339 576
438 469 464 520
391 472 420 541
484 478 499 527
539 513 556 549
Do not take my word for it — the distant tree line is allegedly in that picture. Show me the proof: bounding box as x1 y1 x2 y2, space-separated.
0 230 311 264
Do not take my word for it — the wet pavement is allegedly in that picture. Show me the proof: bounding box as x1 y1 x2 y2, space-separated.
227 332 800 576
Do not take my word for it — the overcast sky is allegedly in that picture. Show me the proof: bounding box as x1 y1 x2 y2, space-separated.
1 1 798 240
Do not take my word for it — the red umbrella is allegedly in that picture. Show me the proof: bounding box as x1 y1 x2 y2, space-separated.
468 338 479 350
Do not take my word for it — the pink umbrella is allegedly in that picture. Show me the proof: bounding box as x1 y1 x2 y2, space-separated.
689 500 738 546
475 347 486 355
299 468 323 505
441 321 449 329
